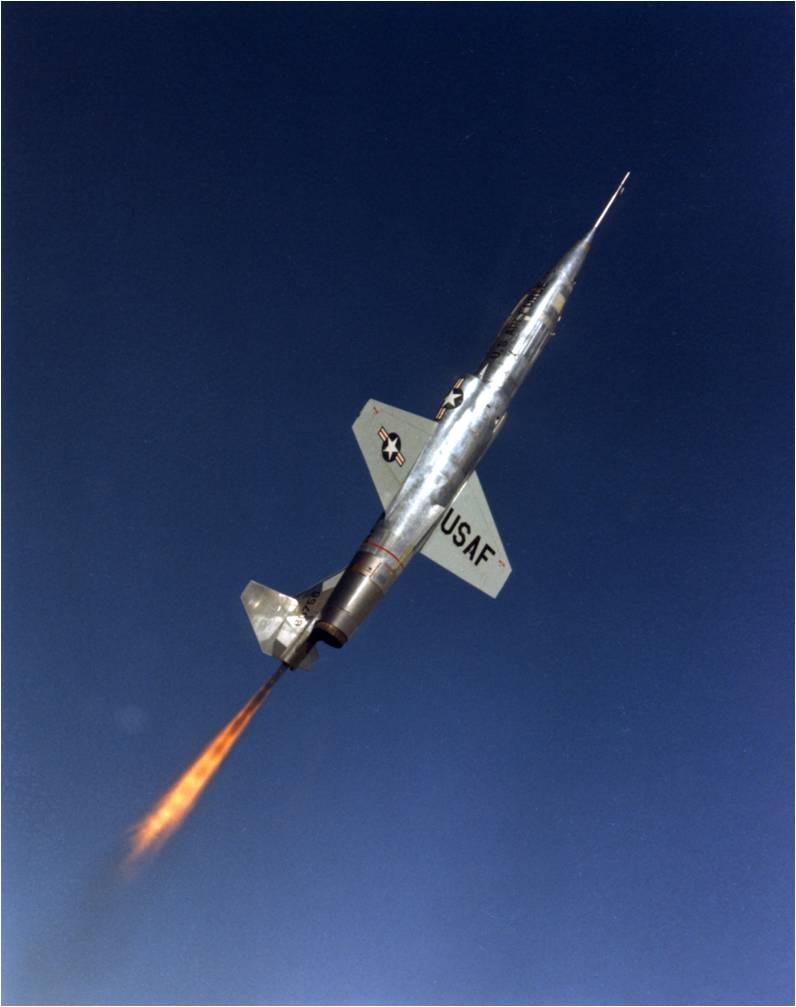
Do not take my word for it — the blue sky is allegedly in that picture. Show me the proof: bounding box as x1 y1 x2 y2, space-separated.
3 4 793 1004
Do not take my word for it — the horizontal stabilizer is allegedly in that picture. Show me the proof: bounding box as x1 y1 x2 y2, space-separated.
353 399 436 509
421 471 511 598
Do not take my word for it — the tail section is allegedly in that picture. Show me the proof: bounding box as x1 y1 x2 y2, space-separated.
241 570 343 670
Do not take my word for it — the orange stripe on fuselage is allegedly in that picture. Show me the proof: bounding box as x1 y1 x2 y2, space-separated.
363 540 404 567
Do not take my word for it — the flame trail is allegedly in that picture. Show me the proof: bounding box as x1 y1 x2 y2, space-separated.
124 664 287 870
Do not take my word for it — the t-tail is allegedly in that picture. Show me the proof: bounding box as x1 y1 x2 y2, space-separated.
241 571 344 670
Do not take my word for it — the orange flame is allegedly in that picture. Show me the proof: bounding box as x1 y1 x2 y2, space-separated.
124 665 286 870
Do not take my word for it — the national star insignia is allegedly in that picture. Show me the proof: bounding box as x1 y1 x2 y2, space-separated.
382 434 400 461
435 379 465 421
442 388 463 409
377 426 406 465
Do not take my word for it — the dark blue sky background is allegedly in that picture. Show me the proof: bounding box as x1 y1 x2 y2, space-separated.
3 4 793 1004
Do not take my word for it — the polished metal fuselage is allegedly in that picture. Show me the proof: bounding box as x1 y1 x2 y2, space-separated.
312 234 594 650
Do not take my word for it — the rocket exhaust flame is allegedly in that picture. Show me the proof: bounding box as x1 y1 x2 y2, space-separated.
123 664 287 871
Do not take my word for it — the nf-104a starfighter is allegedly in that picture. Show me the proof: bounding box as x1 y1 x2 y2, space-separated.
242 173 629 670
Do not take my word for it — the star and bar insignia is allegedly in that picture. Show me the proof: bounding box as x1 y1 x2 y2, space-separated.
378 427 405 465
435 378 465 421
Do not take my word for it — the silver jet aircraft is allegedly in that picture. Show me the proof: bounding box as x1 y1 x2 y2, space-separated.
242 173 629 670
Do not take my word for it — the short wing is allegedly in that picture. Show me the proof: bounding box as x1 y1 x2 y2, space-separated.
353 399 436 509
420 471 512 598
